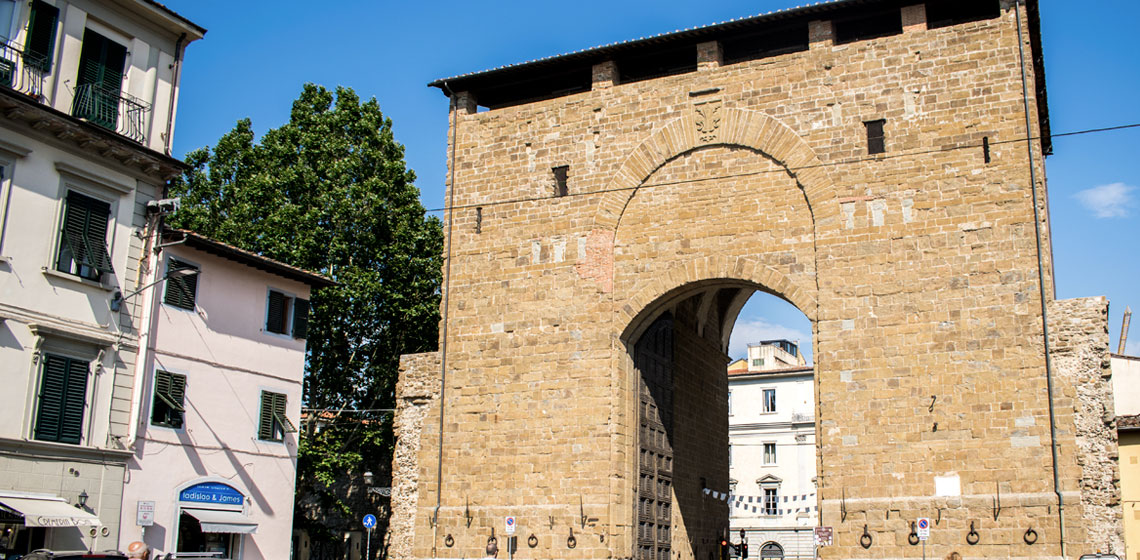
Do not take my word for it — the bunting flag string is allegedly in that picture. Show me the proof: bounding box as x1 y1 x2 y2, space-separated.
701 488 818 514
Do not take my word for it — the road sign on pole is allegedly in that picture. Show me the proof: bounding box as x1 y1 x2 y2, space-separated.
917 518 930 540
505 516 516 535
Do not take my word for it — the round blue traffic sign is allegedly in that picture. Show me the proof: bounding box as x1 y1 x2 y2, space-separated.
917 519 929 530
363 514 377 529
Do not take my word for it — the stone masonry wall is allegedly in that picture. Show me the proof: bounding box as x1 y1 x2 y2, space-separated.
389 352 441 560
394 2 1111 559
1048 297 1123 555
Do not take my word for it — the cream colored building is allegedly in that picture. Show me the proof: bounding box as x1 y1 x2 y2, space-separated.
728 341 814 560
0 0 203 555
1114 353 1140 560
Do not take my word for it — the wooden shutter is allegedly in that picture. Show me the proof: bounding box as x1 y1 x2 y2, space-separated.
74 29 126 130
34 354 88 444
163 258 199 310
292 298 310 339
153 371 186 428
33 354 68 442
266 291 288 334
258 391 275 440
57 192 114 278
272 392 295 433
23 0 58 72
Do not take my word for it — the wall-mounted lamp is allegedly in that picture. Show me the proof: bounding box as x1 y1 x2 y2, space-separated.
364 471 374 486
111 267 199 312
77 490 88 508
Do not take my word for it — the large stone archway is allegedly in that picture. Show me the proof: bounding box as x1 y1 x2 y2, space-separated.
391 4 1120 558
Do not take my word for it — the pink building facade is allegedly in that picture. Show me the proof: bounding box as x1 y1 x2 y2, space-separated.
118 229 332 559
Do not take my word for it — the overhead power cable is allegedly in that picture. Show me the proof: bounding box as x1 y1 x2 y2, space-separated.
423 121 1140 214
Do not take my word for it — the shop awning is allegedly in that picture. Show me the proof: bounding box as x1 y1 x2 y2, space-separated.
0 495 102 527
184 508 258 534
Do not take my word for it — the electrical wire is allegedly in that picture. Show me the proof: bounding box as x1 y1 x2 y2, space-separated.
422 122 1140 214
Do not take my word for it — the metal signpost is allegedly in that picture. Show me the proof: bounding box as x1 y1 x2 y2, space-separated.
917 517 930 560
505 516 517 560
363 514 377 560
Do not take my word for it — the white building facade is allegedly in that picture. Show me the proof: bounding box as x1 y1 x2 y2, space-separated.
119 229 332 560
0 0 202 555
727 341 815 560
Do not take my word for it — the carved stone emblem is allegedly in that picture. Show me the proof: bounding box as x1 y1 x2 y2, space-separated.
693 99 722 142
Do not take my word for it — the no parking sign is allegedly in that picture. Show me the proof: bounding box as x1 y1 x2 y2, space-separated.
917 518 930 541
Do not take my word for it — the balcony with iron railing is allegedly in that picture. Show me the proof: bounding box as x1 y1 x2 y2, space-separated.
0 38 47 100
0 38 152 145
70 82 151 144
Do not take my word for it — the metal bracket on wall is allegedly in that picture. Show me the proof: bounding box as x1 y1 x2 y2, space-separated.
465 497 473 527
841 489 848 522
580 496 587 529
992 483 1002 521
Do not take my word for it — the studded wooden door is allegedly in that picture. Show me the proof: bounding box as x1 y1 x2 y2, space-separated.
635 315 674 560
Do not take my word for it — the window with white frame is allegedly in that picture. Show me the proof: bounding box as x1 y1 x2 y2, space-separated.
265 289 310 338
762 388 776 413
763 442 776 465
55 190 114 282
762 487 778 516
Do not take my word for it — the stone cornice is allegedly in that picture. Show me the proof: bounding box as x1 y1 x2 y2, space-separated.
0 87 188 183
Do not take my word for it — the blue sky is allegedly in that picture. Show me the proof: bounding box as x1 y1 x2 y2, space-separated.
162 0 1140 362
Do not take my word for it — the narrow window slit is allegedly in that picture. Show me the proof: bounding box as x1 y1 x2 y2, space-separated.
982 136 991 163
865 119 885 155
553 165 569 197
475 206 483 233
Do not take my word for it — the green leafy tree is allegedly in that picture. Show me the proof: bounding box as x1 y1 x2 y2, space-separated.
169 84 442 547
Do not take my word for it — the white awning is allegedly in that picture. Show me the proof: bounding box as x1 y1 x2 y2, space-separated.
184 508 258 534
0 495 102 528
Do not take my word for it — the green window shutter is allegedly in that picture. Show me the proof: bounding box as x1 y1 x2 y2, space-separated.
273 392 295 434
74 29 127 131
258 391 275 440
34 354 68 442
266 291 287 334
60 358 88 444
152 371 186 428
291 298 310 339
163 258 199 310
34 354 88 444
56 192 114 280
23 0 58 73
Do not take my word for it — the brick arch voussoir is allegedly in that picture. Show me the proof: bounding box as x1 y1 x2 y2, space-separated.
617 256 818 344
592 108 833 232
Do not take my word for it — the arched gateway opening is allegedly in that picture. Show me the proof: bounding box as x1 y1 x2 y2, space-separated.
624 280 814 560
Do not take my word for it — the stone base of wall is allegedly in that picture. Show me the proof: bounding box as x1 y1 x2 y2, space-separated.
388 352 441 560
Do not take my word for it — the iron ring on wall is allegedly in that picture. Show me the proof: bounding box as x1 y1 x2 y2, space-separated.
1024 527 1038 545
444 534 454 548
907 522 919 546
860 525 873 549
966 521 980 545
528 534 538 548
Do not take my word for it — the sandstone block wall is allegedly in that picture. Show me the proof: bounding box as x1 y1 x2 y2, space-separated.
390 1 1119 558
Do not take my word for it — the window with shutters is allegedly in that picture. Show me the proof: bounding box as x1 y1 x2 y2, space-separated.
163 257 199 311
151 370 186 429
72 28 127 131
257 390 295 442
23 0 57 73
55 190 114 282
34 353 89 444
265 289 310 339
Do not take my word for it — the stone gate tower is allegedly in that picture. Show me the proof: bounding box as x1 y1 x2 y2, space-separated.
390 1 1121 558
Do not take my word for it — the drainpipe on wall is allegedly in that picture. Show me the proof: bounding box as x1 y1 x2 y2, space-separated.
1013 1 1065 555
163 33 186 156
124 209 164 448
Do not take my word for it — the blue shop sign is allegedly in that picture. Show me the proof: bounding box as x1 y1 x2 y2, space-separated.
179 482 244 506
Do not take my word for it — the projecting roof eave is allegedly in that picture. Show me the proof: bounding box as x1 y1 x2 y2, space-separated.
162 228 336 289
1119 414 1140 431
428 0 1051 154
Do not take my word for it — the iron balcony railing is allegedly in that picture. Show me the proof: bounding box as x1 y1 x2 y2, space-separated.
71 82 151 144
0 38 47 99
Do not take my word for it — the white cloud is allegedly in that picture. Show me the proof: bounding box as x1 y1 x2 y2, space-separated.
728 318 812 363
1074 182 1137 218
